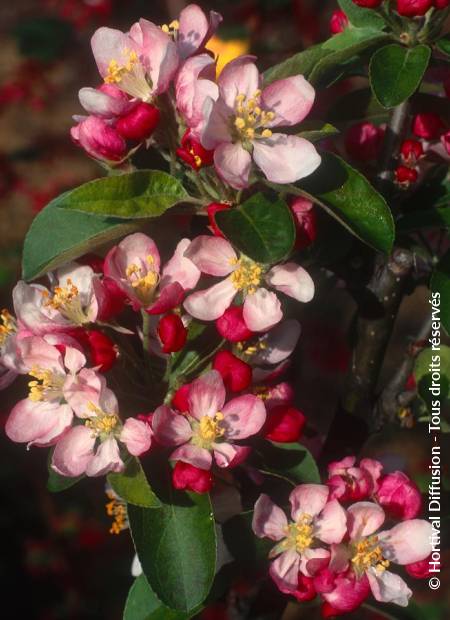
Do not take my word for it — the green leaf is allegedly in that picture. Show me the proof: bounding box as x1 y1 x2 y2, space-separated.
256 441 321 485
297 123 339 143
58 170 189 218
338 0 385 29
128 477 216 613
436 34 450 56
369 44 431 108
222 511 272 571
263 44 330 85
107 458 161 508
397 208 450 233
215 192 295 264
296 153 394 253
47 468 83 492
22 202 139 281
124 575 198 620
431 250 450 336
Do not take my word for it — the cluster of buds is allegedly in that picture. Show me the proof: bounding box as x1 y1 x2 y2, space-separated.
352 0 449 14
253 456 432 616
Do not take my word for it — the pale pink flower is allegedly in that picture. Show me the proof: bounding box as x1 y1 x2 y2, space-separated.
13 263 101 335
327 456 383 502
91 18 179 102
200 56 321 188
183 236 314 331
5 337 88 447
0 309 25 382
252 486 347 594
120 417 153 456
326 502 432 608
78 83 133 119
172 4 222 59
152 369 266 470
104 234 200 313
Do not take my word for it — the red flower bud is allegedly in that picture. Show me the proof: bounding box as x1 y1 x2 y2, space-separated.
434 0 449 7
207 202 230 238
395 165 418 186
352 0 382 7
176 129 214 171
264 405 306 442
441 131 450 155
400 139 424 165
83 329 118 372
97 277 128 322
290 197 317 250
158 313 187 354
330 10 349 34
216 306 254 342
78 253 105 274
405 556 433 578
412 113 444 139
172 461 213 494
396 0 433 16
294 575 316 602
376 471 422 519
345 122 384 162
172 383 191 413
213 350 252 392
115 102 160 141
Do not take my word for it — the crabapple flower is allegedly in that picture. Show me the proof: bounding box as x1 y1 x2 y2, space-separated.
263 405 306 443
252 485 347 594
104 233 200 313
152 370 266 470
5 338 88 447
200 56 321 188
290 197 317 250
115 102 160 141
213 350 252 392
412 113 444 139
169 4 222 60
330 10 349 34
184 236 314 331
71 115 127 162
78 84 133 119
0 309 24 380
13 263 101 335
172 461 213 493
157 313 188 353
397 0 433 16
326 456 382 502
376 471 422 520
216 305 254 342
120 417 153 457
176 129 214 170
326 502 432 607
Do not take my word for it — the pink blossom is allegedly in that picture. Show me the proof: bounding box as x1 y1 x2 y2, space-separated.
376 471 422 520
174 4 222 59
199 56 321 188
120 417 153 456
152 369 266 471
252 486 347 594
104 234 200 313
326 456 383 502
325 502 432 608
78 83 133 119
71 116 127 163
183 236 314 331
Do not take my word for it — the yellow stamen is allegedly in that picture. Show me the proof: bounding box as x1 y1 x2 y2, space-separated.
0 309 16 346
198 412 225 441
232 91 276 143
28 367 64 402
284 514 314 553
351 536 390 575
105 489 128 535
125 255 159 305
85 402 119 437
230 258 263 294
105 50 138 84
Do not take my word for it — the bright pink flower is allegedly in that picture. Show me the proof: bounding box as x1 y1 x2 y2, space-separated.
264 405 305 443
184 236 314 331
157 313 188 353
252 486 347 594
71 116 127 162
78 83 132 118
176 129 215 170
206 202 231 237
13 263 100 336
319 569 371 615
5 338 88 447
175 55 218 137
345 122 384 162
326 456 382 502
104 233 200 312
213 350 252 392
172 460 213 493
174 4 222 59
152 370 266 471
376 471 422 520
290 197 317 250
330 10 349 34
91 18 179 102
216 305 254 342
115 102 160 141
412 113 444 139
396 0 433 16
326 502 432 608
200 56 320 188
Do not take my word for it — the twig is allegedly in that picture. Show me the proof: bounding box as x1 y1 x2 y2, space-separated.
376 100 410 199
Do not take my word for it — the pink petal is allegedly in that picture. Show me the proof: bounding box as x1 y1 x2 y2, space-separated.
218 56 260 110
64 346 86 374
314 499 347 544
152 404 192 446
221 394 266 439
91 27 138 77
200 98 232 149
329 543 351 573
5 399 72 446
347 502 385 540
289 484 329 521
269 549 300 594
378 520 432 565
243 288 282 332
51 425 96 477
214 142 252 189
161 238 201 290
136 19 179 95
0 366 17 390
19 336 65 374
261 75 315 127
252 319 301 365
212 442 250 468
366 568 412 607
146 282 184 315
86 436 124 477
176 56 216 125
178 4 209 58
13 281 70 336
170 444 212 469
299 547 330 577
188 370 226 420
120 418 152 456
78 86 131 118
253 134 321 184
252 494 288 540
183 278 236 321
322 571 371 613
265 263 314 303
184 235 237 276
63 369 105 418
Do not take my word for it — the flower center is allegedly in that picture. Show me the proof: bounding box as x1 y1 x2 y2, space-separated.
126 255 159 305
105 488 128 535
105 50 138 84
161 20 180 37
85 402 119 437
291 514 314 553
0 309 16 347
192 412 225 449
233 91 275 143
104 49 152 101
42 279 89 325
230 257 263 294
351 536 390 575
237 338 268 357
28 367 64 402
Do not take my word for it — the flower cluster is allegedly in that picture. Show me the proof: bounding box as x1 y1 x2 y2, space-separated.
252 457 432 616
